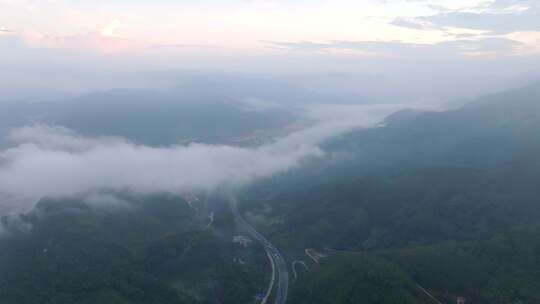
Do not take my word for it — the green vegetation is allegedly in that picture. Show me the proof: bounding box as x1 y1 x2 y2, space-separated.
0 195 268 304
243 156 540 303
239 84 540 304
3 84 540 303
290 253 431 304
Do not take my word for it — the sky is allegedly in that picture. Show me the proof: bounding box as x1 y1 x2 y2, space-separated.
1 0 539 51
1 0 540 98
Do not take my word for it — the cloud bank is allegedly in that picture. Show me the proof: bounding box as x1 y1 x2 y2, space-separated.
269 38 524 57
0 104 407 215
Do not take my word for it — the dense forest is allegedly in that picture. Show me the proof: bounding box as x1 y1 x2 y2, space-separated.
239 83 540 304
0 195 269 304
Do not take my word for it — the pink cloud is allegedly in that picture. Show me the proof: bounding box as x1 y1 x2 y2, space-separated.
20 30 148 53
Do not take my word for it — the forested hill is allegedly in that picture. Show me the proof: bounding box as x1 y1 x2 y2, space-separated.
241 83 540 304
0 87 297 146
332 82 540 171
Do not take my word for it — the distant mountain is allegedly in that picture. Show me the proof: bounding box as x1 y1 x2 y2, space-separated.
0 88 298 146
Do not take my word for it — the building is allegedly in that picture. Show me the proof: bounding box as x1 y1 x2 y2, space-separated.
233 235 253 247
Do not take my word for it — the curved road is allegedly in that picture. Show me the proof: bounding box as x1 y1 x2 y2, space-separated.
291 260 309 282
230 198 289 304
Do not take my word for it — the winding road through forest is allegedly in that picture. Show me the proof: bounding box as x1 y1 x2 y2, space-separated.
230 198 289 304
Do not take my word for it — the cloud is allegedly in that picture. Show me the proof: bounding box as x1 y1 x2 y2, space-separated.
0 214 32 237
0 104 409 214
390 17 437 30
268 40 425 56
392 0 540 33
0 26 13 33
83 193 132 210
233 98 283 112
20 31 147 53
2 28 214 55
10 125 127 152
419 11 540 34
151 43 221 49
100 19 122 37
269 37 523 57
0 19 147 54
439 37 523 55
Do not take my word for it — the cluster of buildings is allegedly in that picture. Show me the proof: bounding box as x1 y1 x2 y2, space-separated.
233 235 253 247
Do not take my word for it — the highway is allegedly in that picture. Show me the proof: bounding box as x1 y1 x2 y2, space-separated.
230 198 289 304
416 284 444 304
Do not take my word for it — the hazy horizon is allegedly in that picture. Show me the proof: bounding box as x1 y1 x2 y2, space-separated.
2 0 540 104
